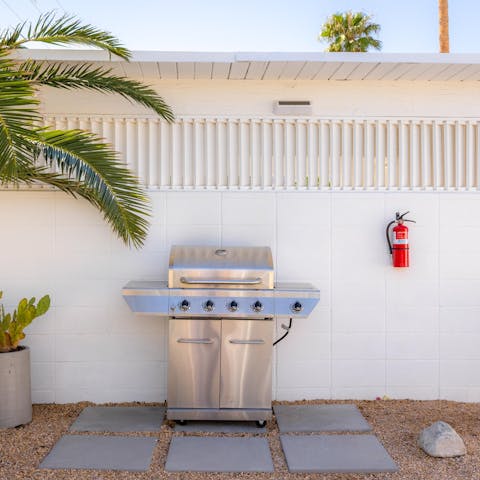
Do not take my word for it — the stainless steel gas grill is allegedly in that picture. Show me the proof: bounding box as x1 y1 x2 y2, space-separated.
122 245 319 425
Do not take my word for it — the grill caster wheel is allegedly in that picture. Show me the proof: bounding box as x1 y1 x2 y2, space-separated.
176 420 187 425
255 420 266 428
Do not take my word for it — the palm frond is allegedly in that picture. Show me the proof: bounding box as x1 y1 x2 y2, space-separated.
20 60 174 121
1 11 129 60
27 130 151 248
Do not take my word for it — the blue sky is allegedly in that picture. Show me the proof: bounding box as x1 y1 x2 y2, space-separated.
1 0 478 53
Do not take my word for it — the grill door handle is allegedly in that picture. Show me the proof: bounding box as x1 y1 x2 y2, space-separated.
180 277 262 285
177 338 214 344
229 339 265 345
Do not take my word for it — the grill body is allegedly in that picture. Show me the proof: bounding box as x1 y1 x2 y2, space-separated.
122 245 319 423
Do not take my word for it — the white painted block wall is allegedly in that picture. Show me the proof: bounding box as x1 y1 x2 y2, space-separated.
2 190 480 403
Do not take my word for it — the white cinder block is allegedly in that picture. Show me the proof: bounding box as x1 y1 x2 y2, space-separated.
31 362 55 390
440 360 480 387
110 251 168 280
386 306 438 333
440 253 480 280
22 335 55 363
32 390 55 404
386 360 438 386
0 192 55 226
332 359 385 387
440 226 480 253
440 307 480 333
276 387 331 401
386 277 438 308
130 223 166 254
222 193 275 225
166 225 221 248
440 387 480 402
55 306 109 334
53 279 118 307
277 333 331 361
333 277 385 309
55 225 111 255
440 195 480 227
333 194 385 227
333 306 385 333
221 225 275 248
55 195 106 226
166 192 221 225
54 252 110 280
277 360 330 388
386 333 438 360
440 279 480 307
280 306 330 334
149 192 166 220
439 334 480 359
277 193 331 226
331 387 383 400
332 333 385 359
24 309 55 335
386 386 439 400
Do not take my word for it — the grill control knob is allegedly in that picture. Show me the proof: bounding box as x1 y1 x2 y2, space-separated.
291 301 303 313
252 300 263 312
228 300 238 312
179 299 190 312
203 300 215 312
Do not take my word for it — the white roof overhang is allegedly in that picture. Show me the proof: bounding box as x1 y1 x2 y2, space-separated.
12 50 480 81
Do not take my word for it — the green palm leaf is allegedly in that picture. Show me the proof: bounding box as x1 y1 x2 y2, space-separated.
0 11 174 248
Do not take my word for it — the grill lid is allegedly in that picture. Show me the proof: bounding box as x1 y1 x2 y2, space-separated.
168 246 274 290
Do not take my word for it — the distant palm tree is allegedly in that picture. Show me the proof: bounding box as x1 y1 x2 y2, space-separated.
0 12 174 248
318 11 382 52
439 0 449 53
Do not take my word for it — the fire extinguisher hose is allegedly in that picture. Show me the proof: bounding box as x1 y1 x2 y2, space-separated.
386 220 396 254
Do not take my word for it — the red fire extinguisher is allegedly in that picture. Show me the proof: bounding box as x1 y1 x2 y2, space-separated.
386 211 416 268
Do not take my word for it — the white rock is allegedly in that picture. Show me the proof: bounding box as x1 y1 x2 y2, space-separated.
418 421 466 458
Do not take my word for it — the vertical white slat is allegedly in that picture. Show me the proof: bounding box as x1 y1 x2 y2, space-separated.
420 121 428 189
317 120 324 188
306 120 315 189
66 116 79 131
432 120 439 189
79 117 90 134
137 118 148 186
126 118 137 174
294 120 300 188
225 119 233 188
283 121 289 189
114 118 126 166
192 119 200 188
466 121 474 190
386 120 393 189
250 120 258 188
216 119 227 188
375 120 384 189
273 120 283 189
204 119 211 187
90 117 103 138
169 121 181 187
410 121 417 189
352 120 360 189
101 118 115 149
237 120 243 188
159 121 170 188
321 120 331 189
262 120 272 188
444 122 452 189
398 120 407 189
330 121 338 188
183 119 193 188
341 120 348 189
455 121 464 190
364 120 371 189
148 119 159 188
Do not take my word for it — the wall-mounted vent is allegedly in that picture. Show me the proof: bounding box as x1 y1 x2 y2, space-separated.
273 100 312 116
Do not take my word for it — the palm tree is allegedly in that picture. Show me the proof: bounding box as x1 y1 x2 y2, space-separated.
0 12 174 248
439 0 449 53
318 11 382 52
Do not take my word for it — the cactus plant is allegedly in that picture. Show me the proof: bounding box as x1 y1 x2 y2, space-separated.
0 291 50 353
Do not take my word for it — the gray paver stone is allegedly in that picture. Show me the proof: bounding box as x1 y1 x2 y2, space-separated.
70 406 165 432
40 435 157 471
273 404 371 433
165 436 274 472
280 434 398 473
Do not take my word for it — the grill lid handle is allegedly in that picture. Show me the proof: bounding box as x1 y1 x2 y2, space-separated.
179 277 262 285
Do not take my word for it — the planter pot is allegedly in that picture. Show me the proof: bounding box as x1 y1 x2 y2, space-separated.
0 346 32 428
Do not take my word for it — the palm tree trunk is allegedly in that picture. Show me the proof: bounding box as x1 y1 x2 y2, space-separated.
439 0 449 53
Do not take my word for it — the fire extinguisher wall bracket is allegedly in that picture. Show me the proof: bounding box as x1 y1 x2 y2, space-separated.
386 211 416 268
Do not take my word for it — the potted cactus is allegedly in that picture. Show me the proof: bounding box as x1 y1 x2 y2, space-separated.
0 291 50 428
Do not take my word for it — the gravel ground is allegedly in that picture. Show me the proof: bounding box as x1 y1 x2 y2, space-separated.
0 399 478 480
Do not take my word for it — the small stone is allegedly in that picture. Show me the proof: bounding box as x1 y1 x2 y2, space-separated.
418 421 466 458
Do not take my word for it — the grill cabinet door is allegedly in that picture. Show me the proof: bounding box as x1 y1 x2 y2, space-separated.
168 319 220 409
220 319 273 409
